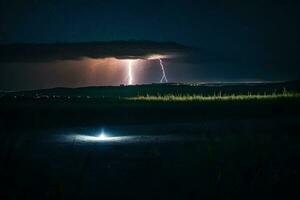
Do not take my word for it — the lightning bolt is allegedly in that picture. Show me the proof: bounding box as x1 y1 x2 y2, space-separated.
127 60 133 85
159 59 168 83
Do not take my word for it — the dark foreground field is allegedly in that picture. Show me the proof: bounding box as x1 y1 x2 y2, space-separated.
1 81 300 199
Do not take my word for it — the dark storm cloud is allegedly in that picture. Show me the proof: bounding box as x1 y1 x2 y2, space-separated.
0 41 193 63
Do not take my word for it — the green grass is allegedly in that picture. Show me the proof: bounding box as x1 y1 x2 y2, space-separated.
126 91 300 102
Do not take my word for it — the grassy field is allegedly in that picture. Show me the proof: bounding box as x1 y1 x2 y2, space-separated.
1 82 300 199
1 82 300 129
2 80 300 98
126 91 300 102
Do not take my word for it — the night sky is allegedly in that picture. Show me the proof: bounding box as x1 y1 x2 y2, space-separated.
0 0 300 90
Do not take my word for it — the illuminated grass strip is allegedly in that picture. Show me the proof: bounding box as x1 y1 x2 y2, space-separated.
126 92 300 102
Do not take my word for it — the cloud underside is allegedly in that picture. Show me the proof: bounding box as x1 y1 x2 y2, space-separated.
0 41 192 63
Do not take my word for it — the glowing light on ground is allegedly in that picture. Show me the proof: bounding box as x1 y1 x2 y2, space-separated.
69 129 125 142
62 133 199 144
98 132 109 140
159 59 168 83
73 135 124 142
